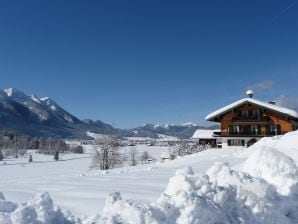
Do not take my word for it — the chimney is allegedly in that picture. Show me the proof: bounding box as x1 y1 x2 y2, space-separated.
246 90 254 98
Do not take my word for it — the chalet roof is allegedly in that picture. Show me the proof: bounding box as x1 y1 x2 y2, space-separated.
192 129 220 139
205 97 298 121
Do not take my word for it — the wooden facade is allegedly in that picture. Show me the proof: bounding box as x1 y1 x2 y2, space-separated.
220 104 298 136
206 98 298 147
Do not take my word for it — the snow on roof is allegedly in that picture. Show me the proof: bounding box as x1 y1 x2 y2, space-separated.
206 97 298 121
192 129 220 139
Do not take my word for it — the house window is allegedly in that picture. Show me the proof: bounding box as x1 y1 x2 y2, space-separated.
266 124 281 135
240 125 248 133
229 125 239 135
241 110 249 117
252 110 261 119
250 125 261 135
227 139 245 146
235 110 262 121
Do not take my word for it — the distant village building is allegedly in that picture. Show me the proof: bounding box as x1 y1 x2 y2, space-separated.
192 129 220 148
205 91 298 148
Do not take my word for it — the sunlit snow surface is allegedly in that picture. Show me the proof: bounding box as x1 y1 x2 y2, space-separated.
1 131 298 223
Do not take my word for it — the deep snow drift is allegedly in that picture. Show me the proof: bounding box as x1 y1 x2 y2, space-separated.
1 131 298 223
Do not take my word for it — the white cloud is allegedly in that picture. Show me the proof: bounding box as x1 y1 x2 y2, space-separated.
247 80 274 93
275 95 298 111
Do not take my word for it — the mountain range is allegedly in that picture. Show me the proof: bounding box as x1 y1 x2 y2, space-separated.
130 123 219 139
0 88 218 139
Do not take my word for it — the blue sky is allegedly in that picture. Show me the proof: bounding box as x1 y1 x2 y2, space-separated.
0 0 298 128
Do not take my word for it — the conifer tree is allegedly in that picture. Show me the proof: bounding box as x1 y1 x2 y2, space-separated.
54 150 59 161
0 150 3 161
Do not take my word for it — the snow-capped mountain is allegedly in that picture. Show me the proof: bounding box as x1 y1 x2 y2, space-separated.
0 88 218 139
82 119 129 136
0 88 125 138
3 88 79 123
130 123 219 138
181 122 197 127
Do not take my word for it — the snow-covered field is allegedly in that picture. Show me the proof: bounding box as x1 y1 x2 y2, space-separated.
1 131 298 223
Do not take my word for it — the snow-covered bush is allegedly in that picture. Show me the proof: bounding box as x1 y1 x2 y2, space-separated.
71 145 84 154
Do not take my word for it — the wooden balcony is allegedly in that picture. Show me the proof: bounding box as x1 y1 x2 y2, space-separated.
215 131 286 137
232 116 270 122
225 131 262 137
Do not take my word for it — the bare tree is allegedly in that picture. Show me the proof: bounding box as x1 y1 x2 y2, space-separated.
128 147 137 166
18 150 26 157
90 135 122 170
174 141 191 157
168 148 176 160
14 148 19 158
140 151 149 164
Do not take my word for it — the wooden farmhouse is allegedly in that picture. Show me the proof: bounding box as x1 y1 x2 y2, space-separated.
205 92 298 147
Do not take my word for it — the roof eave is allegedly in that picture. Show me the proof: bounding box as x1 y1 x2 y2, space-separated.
205 98 298 121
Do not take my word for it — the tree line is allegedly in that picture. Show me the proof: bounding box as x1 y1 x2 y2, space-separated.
0 128 71 159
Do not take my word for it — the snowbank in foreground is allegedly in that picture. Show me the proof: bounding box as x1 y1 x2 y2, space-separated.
100 162 298 224
2 162 298 223
0 192 76 224
243 147 298 196
1 131 298 223
249 130 298 162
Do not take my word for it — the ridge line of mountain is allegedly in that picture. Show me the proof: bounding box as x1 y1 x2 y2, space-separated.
0 88 218 139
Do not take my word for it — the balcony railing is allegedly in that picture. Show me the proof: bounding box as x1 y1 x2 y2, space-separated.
215 131 286 137
227 131 262 136
232 116 270 122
